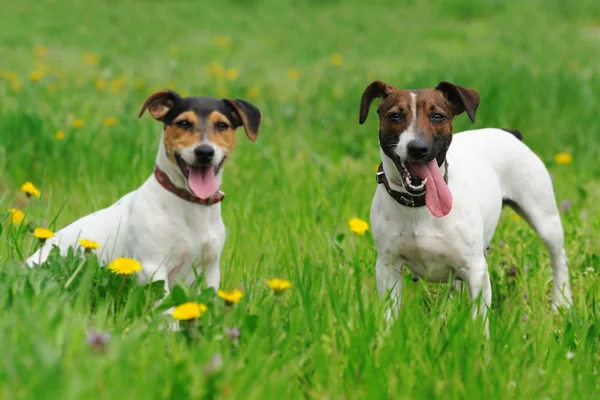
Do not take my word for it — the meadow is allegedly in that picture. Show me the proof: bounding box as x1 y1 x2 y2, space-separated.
1 0 600 398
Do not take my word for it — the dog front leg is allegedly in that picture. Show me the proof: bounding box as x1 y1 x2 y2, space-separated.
376 258 403 324
464 257 492 336
203 258 221 291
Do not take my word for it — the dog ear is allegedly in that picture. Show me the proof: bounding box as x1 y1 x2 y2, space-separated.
223 99 262 141
435 81 480 123
359 81 395 124
138 90 181 121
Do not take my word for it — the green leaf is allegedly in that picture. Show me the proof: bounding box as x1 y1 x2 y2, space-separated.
244 314 259 334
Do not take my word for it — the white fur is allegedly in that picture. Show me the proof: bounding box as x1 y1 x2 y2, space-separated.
26 133 226 295
395 92 418 160
372 128 572 332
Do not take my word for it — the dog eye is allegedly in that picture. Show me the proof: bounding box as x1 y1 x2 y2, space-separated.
430 113 446 122
388 113 404 122
176 120 192 128
215 122 229 131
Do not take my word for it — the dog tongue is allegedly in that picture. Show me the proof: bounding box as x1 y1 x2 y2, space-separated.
188 167 218 200
409 159 453 218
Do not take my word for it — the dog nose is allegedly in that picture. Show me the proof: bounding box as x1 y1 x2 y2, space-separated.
407 140 429 159
194 145 215 163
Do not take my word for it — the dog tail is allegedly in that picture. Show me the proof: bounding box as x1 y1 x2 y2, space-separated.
501 128 523 141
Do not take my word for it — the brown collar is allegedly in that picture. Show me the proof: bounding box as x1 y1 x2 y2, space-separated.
154 166 224 205
376 160 448 208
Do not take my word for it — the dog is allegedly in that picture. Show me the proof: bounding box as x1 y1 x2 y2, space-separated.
359 80 572 330
27 90 262 296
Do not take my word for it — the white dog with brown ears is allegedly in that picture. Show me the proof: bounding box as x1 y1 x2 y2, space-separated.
359 80 572 332
27 90 262 295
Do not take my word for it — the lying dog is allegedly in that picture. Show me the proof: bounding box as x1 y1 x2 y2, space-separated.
27 90 261 295
359 80 572 329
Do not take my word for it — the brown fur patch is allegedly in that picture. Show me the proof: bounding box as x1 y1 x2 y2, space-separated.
163 111 202 162
206 111 236 153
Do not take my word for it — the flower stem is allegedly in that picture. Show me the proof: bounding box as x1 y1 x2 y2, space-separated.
64 257 87 289
113 275 127 307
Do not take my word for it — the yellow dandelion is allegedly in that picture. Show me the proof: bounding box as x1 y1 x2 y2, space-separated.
266 279 292 294
246 87 260 99
165 81 176 90
8 208 24 225
217 289 244 305
82 52 100 66
29 71 44 82
555 152 573 165
207 61 226 80
108 257 142 275
21 181 41 198
109 76 126 92
34 45 47 57
104 117 118 127
72 119 84 128
33 227 54 240
286 68 302 81
225 68 239 81
512 214 522 222
95 78 106 91
329 53 344 67
172 302 208 320
179 88 190 97
79 239 101 251
56 130 65 140
348 217 369 235
213 35 232 48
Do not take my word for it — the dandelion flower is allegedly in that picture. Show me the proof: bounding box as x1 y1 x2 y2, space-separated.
29 71 44 82
34 45 47 58
217 289 244 305
133 79 146 90
21 181 41 198
286 68 302 81
109 76 126 92
512 214 522 221
207 61 226 80
172 302 208 320
225 68 239 81
554 152 572 165
108 257 142 275
8 208 24 225
266 279 292 294
33 227 54 240
72 119 84 128
82 52 100 66
56 130 65 140
348 217 369 235
79 239 101 251
246 87 259 99
216 86 229 97
104 117 118 127
95 78 106 91
329 53 344 67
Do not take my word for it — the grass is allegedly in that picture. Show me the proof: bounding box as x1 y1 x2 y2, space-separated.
1 0 600 398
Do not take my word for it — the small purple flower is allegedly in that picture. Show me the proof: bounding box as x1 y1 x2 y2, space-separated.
580 210 588 219
204 353 223 374
560 200 572 213
225 327 240 343
86 331 110 353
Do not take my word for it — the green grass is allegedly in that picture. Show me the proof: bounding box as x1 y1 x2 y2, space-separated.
1 0 600 398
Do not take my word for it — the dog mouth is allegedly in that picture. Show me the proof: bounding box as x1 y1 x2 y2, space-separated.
395 159 427 195
389 155 453 218
175 154 225 199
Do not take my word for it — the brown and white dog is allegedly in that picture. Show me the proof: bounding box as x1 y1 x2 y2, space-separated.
360 80 572 331
27 90 261 296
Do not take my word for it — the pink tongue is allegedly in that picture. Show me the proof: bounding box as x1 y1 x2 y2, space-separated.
188 168 218 200
409 159 453 218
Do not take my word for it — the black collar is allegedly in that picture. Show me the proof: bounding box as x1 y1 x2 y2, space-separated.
376 160 449 208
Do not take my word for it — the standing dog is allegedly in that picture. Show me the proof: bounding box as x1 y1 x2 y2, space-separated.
359 80 572 328
27 90 261 295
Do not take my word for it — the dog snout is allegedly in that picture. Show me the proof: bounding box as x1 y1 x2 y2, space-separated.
407 140 429 160
194 145 215 164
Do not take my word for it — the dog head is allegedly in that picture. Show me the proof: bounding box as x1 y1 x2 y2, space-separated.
359 81 479 217
139 90 262 199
